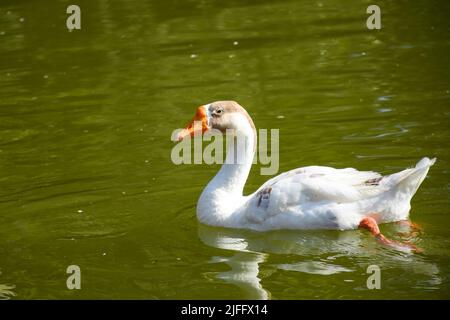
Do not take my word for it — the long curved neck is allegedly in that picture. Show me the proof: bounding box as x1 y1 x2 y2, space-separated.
213 128 255 195
197 121 256 224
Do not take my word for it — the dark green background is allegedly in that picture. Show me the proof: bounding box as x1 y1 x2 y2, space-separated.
0 0 449 299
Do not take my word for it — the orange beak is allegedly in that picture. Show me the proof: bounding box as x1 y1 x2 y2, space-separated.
177 106 209 141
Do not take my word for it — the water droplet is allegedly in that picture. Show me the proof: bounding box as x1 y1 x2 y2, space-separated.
102 252 106 256
233 41 239 46
77 209 83 213
190 54 198 59
350 52 367 58
277 115 285 119
377 95 392 101
43 74 49 79
19 17 25 22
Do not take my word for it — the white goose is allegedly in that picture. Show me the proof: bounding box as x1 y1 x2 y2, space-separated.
177 101 435 251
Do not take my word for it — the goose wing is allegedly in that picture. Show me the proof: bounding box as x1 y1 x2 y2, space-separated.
248 165 386 211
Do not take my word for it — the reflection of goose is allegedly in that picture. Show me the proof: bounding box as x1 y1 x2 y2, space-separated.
211 252 269 300
178 101 435 251
198 225 372 299
198 224 368 256
0 284 15 300
199 226 269 299
198 225 443 298
0 272 15 300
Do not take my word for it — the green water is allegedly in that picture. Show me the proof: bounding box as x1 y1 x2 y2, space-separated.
1 0 449 299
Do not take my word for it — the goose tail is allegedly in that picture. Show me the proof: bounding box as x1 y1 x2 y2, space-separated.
384 157 436 200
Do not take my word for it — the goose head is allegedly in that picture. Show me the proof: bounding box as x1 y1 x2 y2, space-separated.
177 101 256 141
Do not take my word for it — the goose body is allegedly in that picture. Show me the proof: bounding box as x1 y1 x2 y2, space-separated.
177 101 435 248
199 157 435 232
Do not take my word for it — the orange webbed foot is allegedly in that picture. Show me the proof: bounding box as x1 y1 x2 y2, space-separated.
359 217 422 253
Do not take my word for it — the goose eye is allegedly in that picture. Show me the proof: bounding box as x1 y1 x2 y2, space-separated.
216 108 223 115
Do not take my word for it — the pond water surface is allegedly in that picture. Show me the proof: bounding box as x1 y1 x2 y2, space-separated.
0 0 449 299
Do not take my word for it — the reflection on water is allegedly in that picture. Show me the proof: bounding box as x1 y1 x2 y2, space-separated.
200 226 269 299
0 284 15 300
210 252 269 300
198 224 442 299
0 272 15 300
277 261 353 275
0 0 449 299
